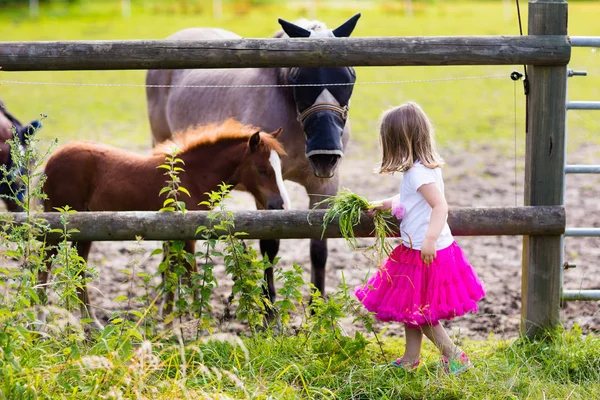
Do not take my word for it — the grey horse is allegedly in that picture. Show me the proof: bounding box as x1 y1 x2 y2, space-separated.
146 14 360 309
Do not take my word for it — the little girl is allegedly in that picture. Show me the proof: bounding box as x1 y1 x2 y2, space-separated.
355 102 485 375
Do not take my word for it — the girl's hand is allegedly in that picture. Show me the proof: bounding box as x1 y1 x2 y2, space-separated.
365 203 383 217
420 238 436 266
365 195 397 217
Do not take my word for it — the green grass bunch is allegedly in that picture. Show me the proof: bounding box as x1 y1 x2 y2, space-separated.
315 188 396 262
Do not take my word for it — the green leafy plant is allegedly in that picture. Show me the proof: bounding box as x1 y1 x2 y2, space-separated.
202 184 270 333
157 148 190 214
274 262 305 328
48 205 95 327
155 149 195 328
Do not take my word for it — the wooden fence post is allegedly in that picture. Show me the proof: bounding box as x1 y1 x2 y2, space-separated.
522 0 568 338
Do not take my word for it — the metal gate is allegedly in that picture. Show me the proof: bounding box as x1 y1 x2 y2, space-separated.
561 36 600 301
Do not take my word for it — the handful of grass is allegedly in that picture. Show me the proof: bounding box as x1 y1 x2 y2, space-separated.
314 189 396 261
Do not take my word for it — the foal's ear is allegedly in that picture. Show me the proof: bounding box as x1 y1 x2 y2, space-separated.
270 127 283 138
249 131 261 152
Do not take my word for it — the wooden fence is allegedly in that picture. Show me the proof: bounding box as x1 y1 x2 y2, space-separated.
4 207 566 242
0 36 570 70
0 0 570 338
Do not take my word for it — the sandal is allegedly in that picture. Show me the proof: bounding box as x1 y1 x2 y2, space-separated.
390 357 420 372
441 352 472 375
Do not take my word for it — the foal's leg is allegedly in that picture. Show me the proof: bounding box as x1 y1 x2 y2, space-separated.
260 239 280 306
184 239 198 315
161 241 175 318
161 240 197 320
74 241 104 330
37 242 58 329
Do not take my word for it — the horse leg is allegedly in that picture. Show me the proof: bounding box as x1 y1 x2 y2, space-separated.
308 178 340 298
183 239 198 316
37 242 57 329
74 241 104 330
160 241 175 319
161 240 197 322
260 239 280 322
310 237 328 297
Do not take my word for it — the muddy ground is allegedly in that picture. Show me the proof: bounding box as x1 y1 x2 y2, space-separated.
29 141 600 339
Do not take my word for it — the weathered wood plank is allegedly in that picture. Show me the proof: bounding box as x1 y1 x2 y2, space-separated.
521 0 568 339
0 36 570 71
1 206 565 242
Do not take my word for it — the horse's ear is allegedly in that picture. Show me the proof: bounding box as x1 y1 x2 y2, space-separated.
270 127 283 138
278 18 311 38
249 131 261 152
332 13 361 38
16 120 42 145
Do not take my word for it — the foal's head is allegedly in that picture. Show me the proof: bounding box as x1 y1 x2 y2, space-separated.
238 126 291 210
156 119 291 210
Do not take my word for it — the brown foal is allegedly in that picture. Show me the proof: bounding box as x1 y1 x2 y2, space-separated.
41 119 288 328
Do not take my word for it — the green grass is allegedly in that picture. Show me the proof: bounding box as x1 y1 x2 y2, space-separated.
1 1 599 155
3 324 600 399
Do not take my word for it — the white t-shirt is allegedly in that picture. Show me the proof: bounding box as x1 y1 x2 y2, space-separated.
399 161 454 250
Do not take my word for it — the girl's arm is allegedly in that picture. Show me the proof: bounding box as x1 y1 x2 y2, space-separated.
369 194 400 211
418 183 448 265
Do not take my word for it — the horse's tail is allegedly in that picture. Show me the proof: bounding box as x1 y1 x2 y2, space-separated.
146 68 174 146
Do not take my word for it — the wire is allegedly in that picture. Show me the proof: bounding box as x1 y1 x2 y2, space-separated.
0 74 506 89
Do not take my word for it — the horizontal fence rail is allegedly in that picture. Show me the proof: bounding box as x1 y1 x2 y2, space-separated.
566 101 600 110
570 36 600 47
564 165 600 174
1 206 565 242
562 290 600 301
0 36 571 71
564 228 600 237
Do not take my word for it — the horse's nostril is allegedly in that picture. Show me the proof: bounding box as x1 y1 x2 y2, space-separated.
308 154 342 178
267 198 284 210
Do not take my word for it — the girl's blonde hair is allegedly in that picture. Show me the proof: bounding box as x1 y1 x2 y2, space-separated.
377 102 444 174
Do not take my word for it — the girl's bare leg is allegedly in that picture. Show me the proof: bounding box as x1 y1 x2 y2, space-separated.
421 323 463 358
402 324 424 363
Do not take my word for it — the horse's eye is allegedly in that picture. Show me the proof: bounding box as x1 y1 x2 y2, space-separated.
258 167 269 176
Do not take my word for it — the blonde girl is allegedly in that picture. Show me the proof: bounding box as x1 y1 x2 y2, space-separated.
356 102 485 375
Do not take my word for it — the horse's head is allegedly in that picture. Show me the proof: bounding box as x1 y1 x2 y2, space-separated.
0 101 42 211
239 128 291 210
278 13 360 178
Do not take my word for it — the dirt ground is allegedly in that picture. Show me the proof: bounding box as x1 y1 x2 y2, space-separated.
59 141 600 339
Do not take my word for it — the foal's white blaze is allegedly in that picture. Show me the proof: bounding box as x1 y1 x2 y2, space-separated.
269 150 292 210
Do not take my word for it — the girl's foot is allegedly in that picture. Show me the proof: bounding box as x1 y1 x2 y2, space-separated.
441 352 472 375
390 358 420 372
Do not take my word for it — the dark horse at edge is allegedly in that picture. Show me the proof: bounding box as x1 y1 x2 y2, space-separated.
0 99 42 211
146 14 361 308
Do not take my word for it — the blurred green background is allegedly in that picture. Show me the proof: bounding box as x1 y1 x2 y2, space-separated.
0 0 598 154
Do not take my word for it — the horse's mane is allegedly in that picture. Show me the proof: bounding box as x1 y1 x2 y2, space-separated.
153 119 285 156
272 18 329 38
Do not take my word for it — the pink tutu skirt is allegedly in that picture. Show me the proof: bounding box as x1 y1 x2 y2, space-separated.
355 242 485 328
